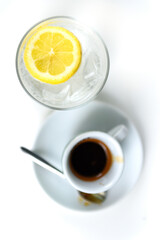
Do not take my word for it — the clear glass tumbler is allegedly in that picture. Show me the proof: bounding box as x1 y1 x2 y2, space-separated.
16 17 110 110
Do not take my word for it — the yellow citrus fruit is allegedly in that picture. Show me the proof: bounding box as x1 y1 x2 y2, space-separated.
24 26 82 84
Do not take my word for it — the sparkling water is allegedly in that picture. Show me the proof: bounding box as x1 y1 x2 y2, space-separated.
16 17 109 109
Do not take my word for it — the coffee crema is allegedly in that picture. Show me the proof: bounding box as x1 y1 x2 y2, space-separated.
69 138 112 181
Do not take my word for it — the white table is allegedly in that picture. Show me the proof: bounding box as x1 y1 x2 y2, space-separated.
0 0 159 239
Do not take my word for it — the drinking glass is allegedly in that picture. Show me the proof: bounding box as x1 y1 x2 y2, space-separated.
16 16 109 109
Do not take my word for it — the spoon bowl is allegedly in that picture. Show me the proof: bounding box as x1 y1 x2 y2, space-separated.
79 191 107 204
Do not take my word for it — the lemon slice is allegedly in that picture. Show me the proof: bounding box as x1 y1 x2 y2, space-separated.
24 26 82 84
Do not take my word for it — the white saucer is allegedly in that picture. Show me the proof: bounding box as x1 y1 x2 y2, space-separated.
33 100 143 211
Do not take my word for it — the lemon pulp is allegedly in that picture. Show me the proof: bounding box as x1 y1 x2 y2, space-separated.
24 26 82 84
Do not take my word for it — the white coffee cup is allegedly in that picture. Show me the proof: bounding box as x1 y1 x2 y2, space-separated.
62 125 128 194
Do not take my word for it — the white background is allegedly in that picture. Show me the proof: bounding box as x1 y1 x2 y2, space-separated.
0 0 160 239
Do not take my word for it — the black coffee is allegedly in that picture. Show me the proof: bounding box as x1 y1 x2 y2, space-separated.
69 138 112 181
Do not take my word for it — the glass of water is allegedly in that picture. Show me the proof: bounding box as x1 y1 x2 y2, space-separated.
16 16 109 110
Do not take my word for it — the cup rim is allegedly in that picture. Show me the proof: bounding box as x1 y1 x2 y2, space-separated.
61 131 124 194
62 130 123 153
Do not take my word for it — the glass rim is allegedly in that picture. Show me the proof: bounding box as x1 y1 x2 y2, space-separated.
15 16 110 110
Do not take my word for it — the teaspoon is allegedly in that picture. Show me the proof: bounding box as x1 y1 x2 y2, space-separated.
20 147 106 204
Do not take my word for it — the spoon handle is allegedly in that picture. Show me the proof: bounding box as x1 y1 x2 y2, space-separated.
20 147 65 179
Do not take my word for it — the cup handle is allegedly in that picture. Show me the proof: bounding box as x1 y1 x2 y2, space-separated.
108 124 128 142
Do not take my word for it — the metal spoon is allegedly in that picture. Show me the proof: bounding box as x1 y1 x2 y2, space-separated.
20 147 106 204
